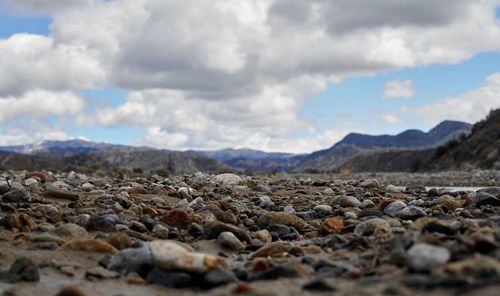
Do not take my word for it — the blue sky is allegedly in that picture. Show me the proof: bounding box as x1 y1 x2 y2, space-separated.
0 1 499 153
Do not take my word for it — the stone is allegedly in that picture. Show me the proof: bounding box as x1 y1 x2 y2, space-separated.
85 267 120 279
257 212 305 232
217 231 245 251
55 285 90 296
303 279 336 292
250 264 299 280
161 208 191 229
354 218 392 236
61 239 118 254
86 215 118 233
436 195 462 211
152 224 170 239
151 240 228 272
360 179 380 189
107 232 133 250
202 221 252 244
337 196 361 208
3 214 22 230
313 205 333 217
259 195 274 208
53 223 88 239
407 243 450 272
385 184 401 193
395 206 427 220
2 189 30 203
320 218 344 234
32 232 66 245
203 268 238 288
383 201 407 217
26 171 53 183
474 192 500 207
214 173 242 186
147 268 192 288
2 257 40 282
251 242 290 258
44 186 79 201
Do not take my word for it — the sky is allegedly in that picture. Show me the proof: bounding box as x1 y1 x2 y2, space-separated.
0 0 499 153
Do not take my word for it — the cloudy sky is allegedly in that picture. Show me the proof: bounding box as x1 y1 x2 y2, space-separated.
0 0 499 153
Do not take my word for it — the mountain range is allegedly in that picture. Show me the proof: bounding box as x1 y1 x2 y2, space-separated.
0 118 477 175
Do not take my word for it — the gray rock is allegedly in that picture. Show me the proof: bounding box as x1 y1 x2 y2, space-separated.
2 189 30 203
383 201 407 217
337 196 361 208
214 173 242 186
203 268 238 288
360 179 380 189
53 223 88 238
259 195 274 208
407 243 450 271
395 206 427 220
313 205 333 217
217 231 244 251
354 218 391 236
474 192 500 207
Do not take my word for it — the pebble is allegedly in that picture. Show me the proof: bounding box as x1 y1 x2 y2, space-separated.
337 196 361 208
320 218 344 234
61 239 118 254
54 223 88 238
0 257 40 282
214 173 242 186
395 206 427 220
217 231 245 251
354 218 392 236
44 186 79 200
257 212 305 232
407 243 450 272
55 286 90 296
436 195 462 211
2 189 30 203
383 201 407 217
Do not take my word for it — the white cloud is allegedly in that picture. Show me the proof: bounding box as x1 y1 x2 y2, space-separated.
0 126 69 146
382 79 416 99
0 34 105 95
0 89 86 122
1 0 500 151
413 72 500 124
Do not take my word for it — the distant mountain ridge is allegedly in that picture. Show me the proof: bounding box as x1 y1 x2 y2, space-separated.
294 120 471 172
0 119 473 173
339 109 500 172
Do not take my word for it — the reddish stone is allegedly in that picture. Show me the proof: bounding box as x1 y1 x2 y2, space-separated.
26 171 54 183
161 208 191 229
379 199 393 211
320 218 344 234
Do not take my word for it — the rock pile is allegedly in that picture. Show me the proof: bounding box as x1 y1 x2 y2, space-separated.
0 170 499 294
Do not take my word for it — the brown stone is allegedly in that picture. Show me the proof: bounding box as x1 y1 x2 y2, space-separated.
55 286 90 296
257 212 305 232
26 171 54 183
251 242 291 258
44 186 79 201
61 239 118 254
320 218 344 234
107 232 133 250
161 208 191 229
436 195 462 211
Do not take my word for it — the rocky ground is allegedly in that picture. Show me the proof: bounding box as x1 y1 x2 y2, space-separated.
0 170 499 296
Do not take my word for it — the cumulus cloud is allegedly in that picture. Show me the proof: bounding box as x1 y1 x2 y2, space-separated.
0 89 86 122
0 34 104 95
382 79 415 99
1 0 500 151
413 73 500 124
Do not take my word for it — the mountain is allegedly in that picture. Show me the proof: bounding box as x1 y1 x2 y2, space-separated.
294 120 471 172
0 139 142 157
339 109 500 172
0 119 476 174
187 148 302 172
189 148 295 162
0 140 227 175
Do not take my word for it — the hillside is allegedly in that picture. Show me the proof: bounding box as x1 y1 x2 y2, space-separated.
0 149 227 176
294 120 471 172
340 108 500 172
